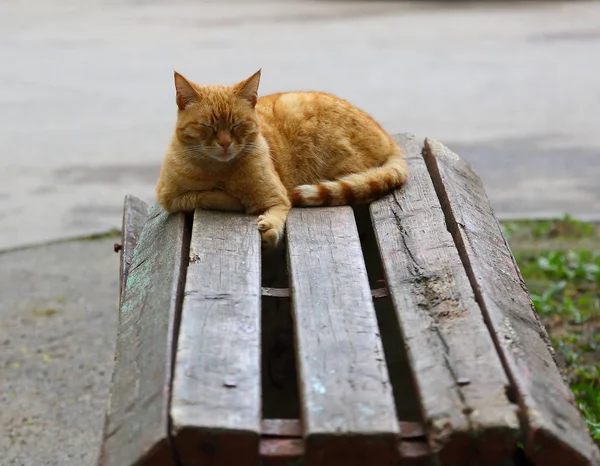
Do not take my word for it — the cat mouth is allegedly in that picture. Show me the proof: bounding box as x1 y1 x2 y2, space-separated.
210 151 236 162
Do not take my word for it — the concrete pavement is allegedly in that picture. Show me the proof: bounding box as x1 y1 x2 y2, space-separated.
0 238 120 466
0 0 599 250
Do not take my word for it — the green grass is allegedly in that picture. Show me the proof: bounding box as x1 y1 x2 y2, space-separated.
503 216 600 444
503 214 596 241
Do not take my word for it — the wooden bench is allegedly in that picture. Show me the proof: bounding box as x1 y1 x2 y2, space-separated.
97 134 600 466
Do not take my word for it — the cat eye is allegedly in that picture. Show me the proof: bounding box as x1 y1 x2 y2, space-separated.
231 122 244 130
198 122 217 132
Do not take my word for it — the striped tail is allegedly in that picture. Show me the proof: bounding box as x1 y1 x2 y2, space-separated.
290 146 408 207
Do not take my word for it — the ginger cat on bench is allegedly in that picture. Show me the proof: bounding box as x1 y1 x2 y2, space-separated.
156 70 408 247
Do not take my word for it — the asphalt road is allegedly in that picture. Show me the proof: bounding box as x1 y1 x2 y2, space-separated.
1 0 599 250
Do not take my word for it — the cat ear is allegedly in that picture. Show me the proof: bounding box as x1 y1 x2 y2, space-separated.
235 69 261 107
174 71 199 110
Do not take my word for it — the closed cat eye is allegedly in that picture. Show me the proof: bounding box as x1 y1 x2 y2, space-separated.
198 122 217 132
231 122 244 130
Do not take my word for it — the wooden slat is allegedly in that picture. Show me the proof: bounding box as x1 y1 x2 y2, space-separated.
423 137 600 466
286 207 399 466
262 286 291 298
262 419 303 438
259 423 433 466
261 419 427 441
171 210 262 465
260 439 304 466
99 205 189 466
262 286 389 299
370 134 520 463
119 195 148 306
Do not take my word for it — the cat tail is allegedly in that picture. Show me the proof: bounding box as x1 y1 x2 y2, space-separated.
290 145 408 207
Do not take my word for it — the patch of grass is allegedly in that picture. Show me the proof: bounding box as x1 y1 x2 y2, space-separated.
32 308 61 317
504 215 600 444
78 229 121 241
503 215 596 241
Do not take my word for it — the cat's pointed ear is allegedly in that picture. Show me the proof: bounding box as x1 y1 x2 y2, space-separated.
174 71 199 110
235 69 261 107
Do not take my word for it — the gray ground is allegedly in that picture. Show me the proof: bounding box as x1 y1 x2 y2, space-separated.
0 239 119 466
1 0 600 464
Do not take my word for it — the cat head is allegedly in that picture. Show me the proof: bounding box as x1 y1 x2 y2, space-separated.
173 70 262 163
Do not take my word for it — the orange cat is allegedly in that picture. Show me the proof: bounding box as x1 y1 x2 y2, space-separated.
156 70 408 246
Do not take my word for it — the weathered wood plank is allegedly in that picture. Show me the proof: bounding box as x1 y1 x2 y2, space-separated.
171 210 262 465
119 195 148 306
370 134 520 463
260 439 304 466
286 207 399 466
99 205 189 466
262 286 389 299
424 137 600 466
262 419 303 438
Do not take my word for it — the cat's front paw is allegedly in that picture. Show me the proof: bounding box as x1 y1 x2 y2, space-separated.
257 215 284 248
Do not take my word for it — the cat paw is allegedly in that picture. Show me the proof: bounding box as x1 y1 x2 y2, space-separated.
257 215 283 247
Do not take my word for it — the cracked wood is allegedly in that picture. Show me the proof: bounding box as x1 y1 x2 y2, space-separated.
424 138 600 466
286 206 399 466
170 209 262 466
370 134 519 463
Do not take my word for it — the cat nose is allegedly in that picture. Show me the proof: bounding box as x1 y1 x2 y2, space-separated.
218 140 231 151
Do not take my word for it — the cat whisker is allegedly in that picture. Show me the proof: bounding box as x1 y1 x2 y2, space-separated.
239 143 263 152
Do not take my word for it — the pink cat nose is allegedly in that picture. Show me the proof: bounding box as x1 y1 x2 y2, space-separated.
218 140 231 151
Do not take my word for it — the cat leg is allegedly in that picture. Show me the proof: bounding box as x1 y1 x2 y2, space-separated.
256 203 291 247
235 186 291 247
164 189 246 213
225 153 292 247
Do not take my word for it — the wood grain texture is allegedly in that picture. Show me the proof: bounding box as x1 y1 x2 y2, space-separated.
261 286 388 299
424 137 600 466
286 207 399 466
171 210 262 466
99 205 189 466
370 134 520 464
119 195 148 307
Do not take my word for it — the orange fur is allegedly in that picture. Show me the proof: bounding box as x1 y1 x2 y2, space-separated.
156 70 408 247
